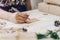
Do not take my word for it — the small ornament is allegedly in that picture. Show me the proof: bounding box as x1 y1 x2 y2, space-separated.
54 20 60 27
22 28 27 32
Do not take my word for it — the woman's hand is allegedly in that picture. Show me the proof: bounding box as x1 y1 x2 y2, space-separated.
15 13 29 23
13 12 38 23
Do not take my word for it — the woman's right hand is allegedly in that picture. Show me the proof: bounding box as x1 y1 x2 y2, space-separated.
15 12 29 23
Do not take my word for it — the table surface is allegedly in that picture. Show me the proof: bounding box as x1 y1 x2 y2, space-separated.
0 9 60 40
0 9 60 32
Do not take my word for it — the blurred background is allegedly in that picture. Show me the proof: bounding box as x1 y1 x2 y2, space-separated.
0 0 43 13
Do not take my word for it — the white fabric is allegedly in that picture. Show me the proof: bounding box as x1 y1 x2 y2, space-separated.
24 9 60 33
44 0 60 5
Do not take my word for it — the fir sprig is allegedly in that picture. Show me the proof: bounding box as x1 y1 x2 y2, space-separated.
37 30 60 40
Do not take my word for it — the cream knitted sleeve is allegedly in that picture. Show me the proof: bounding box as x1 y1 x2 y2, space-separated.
0 9 17 23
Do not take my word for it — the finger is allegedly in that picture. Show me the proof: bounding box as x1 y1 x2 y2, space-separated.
18 13 26 18
18 13 29 18
17 20 25 23
16 17 24 21
15 13 29 23
16 13 25 20
23 13 29 17
18 15 27 20
14 11 29 18
16 14 28 20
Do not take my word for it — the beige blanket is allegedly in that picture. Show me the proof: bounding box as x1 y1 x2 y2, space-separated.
38 3 60 16
44 0 60 5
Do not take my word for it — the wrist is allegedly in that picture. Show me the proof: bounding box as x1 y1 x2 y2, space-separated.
9 13 18 23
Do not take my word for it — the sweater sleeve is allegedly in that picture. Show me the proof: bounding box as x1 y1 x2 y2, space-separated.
0 9 12 20
0 9 18 23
